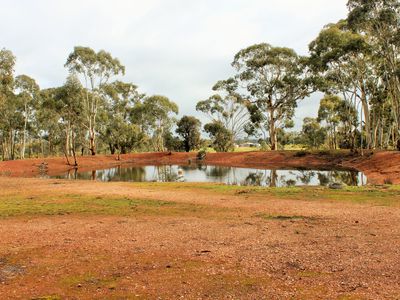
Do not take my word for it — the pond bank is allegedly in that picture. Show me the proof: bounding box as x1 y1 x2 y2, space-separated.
0 150 399 184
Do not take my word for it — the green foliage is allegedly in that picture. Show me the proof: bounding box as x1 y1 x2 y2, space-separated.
65 46 125 155
294 150 309 158
259 141 269 151
204 121 234 152
232 43 312 150
100 80 145 155
164 131 183 152
197 148 208 160
196 78 249 140
65 46 125 85
176 116 201 152
301 117 327 149
317 94 358 150
2 0 400 160
0 49 15 92
133 95 179 152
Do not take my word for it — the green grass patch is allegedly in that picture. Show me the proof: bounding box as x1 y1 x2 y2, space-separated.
255 213 314 221
31 296 62 300
173 183 400 206
61 272 118 289
0 193 231 219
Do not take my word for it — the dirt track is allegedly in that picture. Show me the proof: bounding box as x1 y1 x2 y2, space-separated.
1 150 399 184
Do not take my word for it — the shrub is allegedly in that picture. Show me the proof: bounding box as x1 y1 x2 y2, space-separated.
197 148 207 161
294 150 309 157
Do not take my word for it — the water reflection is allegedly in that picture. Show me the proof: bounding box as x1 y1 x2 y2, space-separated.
53 165 367 187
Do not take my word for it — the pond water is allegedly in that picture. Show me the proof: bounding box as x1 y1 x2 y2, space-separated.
51 165 367 187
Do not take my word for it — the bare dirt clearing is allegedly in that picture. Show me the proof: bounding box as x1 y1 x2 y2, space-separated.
0 177 399 299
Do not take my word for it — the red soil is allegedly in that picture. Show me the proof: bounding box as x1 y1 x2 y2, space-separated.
0 150 399 184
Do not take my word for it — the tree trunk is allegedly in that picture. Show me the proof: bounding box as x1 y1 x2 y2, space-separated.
65 122 70 157
10 130 16 160
21 105 28 159
64 151 71 166
89 129 96 156
185 140 190 152
270 170 278 187
360 87 371 149
269 109 277 151
71 131 78 166
109 143 115 155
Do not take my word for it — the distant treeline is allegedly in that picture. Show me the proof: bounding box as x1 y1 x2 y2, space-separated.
0 0 399 163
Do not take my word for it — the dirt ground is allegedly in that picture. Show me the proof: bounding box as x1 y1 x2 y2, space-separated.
0 176 399 299
0 151 400 299
1 150 400 184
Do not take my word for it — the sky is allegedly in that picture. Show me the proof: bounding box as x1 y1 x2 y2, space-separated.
0 0 348 130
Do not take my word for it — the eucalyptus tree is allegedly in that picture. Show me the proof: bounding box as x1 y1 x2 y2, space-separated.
232 43 311 150
38 88 63 156
301 117 327 149
204 121 234 152
0 49 18 160
347 0 400 148
0 98 22 160
196 78 249 141
309 20 375 149
132 95 178 152
369 88 394 148
100 81 144 156
0 48 15 96
14 75 40 158
317 94 358 150
65 46 125 155
176 116 201 152
318 95 344 149
44 75 86 165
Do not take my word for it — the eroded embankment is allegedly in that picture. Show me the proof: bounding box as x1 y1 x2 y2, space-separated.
0 150 399 184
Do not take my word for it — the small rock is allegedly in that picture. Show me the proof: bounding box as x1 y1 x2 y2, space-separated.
329 183 344 190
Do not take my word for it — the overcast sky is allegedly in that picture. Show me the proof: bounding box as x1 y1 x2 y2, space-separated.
0 0 348 130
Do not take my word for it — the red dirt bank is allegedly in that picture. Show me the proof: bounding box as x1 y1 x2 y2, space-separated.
0 151 399 184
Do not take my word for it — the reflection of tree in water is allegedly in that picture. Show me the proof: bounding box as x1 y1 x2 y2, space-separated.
155 165 179 182
181 165 203 171
65 168 79 180
206 166 231 178
312 170 361 186
285 179 297 187
93 166 147 182
243 172 265 186
117 166 146 182
317 173 330 186
240 169 362 187
329 170 359 186
242 170 280 187
268 170 278 187
59 165 365 187
296 170 316 185
196 164 207 171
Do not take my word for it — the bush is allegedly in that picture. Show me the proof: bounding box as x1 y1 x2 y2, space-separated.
260 141 270 151
204 122 234 152
294 150 309 157
197 148 207 161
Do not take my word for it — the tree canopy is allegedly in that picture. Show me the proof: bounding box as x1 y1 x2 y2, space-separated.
1 0 400 159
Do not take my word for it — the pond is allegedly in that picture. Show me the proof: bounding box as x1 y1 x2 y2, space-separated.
50 164 367 187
